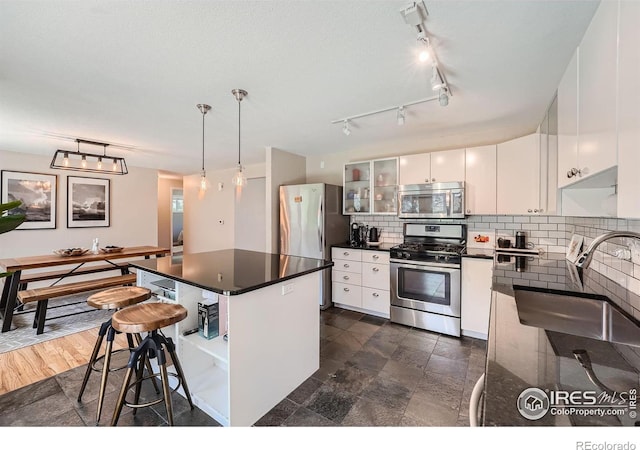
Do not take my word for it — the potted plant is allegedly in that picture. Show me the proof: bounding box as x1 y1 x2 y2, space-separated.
1 200 26 277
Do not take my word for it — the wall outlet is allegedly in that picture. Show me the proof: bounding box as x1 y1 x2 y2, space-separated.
282 283 294 295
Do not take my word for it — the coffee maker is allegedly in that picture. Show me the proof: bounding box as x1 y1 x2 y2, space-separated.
350 223 368 247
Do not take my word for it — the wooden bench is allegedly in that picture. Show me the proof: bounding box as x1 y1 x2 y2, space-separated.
17 262 130 289
17 273 137 335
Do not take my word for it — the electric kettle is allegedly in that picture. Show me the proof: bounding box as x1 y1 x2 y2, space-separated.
369 227 379 242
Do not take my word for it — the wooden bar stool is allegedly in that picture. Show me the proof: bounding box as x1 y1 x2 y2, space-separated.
77 286 157 425
110 302 194 426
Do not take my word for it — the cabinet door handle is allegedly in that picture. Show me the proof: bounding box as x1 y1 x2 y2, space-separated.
425 178 430 183
432 178 436 182
343 264 349 268
372 255 379 259
372 267 379 272
343 275 349 280
466 209 471 214
343 287 350 292
343 251 349 256
372 292 379 297
533 209 539 213
527 209 533 213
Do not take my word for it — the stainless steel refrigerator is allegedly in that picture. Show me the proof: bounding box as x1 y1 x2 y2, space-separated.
279 183 350 309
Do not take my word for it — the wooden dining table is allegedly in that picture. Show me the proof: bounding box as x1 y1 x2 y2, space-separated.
0 245 169 333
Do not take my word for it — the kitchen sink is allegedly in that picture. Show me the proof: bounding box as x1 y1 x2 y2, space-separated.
513 285 640 347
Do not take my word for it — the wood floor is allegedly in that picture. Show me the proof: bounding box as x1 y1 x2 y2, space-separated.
0 327 127 395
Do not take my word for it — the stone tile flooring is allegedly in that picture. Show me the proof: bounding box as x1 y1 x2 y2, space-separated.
0 307 486 427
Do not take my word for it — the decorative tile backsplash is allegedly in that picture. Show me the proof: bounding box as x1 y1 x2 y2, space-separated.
350 214 640 319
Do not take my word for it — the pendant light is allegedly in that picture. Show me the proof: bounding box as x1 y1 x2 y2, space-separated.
231 89 248 188
197 103 211 192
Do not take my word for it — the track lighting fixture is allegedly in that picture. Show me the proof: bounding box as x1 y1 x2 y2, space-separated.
332 95 440 133
402 1 452 101
342 120 351 136
397 107 406 126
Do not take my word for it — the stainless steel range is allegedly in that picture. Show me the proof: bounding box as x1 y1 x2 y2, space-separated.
390 223 465 337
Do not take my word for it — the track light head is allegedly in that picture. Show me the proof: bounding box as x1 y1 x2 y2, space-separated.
439 88 449 107
417 34 431 63
397 107 406 126
342 120 351 136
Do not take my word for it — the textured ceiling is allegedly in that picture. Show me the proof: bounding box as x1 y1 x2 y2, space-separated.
0 0 599 175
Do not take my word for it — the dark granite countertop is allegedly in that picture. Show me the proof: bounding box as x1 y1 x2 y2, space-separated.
332 242 394 252
130 249 333 296
484 252 640 426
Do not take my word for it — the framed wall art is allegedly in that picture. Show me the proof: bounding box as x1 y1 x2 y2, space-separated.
1 170 57 230
67 176 110 228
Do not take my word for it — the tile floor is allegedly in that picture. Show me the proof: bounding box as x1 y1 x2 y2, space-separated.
0 307 486 427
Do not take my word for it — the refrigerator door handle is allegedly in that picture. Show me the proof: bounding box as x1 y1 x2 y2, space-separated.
318 195 323 255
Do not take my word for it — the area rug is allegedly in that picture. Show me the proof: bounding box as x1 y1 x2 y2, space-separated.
0 290 112 354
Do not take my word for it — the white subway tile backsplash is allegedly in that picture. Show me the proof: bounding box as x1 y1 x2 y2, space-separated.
530 216 548 224
349 212 640 319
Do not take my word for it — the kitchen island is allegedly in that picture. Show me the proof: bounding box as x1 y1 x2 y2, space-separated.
129 249 332 427
482 252 640 426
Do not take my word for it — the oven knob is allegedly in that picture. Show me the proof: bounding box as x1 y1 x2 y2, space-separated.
444 255 450 262
435 255 441 261
403 252 411 259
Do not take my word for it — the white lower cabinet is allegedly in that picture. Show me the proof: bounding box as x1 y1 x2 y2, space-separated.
331 247 390 317
461 257 493 340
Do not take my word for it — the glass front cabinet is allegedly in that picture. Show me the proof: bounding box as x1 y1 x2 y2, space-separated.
343 157 398 215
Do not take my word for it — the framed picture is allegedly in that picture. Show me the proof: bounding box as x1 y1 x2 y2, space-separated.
1 170 57 230
67 176 110 228
566 234 584 263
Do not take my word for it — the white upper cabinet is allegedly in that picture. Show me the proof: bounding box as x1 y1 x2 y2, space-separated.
343 158 398 215
399 153 431 185
430 149 466 183
465 145 497 215
399 149 465 185
496 133 541 215
557 49 579 188
577 0 618 179
616 0 640 218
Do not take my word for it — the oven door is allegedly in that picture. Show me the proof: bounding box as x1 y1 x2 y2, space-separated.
390 261 461 317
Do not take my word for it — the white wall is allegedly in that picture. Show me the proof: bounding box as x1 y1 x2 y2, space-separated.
0 149 158 258
183 162 265 254
235 177 267 252
265 147 306 253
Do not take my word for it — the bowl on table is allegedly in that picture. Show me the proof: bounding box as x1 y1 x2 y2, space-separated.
100 246 124 254
54 248 89 257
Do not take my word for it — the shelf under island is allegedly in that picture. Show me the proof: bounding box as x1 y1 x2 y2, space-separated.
129 249 333 427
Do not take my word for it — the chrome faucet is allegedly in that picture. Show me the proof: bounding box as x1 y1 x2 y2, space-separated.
575 230 640 269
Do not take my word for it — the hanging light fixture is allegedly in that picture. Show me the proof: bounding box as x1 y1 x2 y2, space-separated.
50 139 128 174
231 89 248 188
196 103 211 192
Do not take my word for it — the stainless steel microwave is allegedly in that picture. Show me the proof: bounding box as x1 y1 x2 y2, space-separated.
397 181 465 219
